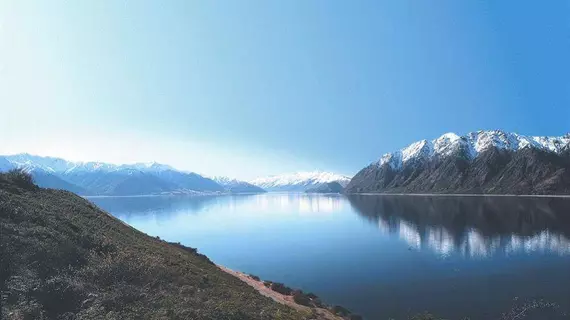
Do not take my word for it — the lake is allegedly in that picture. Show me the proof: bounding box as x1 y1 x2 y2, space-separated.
90 194 570 320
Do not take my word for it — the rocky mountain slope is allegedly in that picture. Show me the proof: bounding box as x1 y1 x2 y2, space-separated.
345 130 570 195
250 171 351 192
0 154 225 196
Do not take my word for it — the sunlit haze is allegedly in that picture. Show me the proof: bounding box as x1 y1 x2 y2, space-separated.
1 1 569 179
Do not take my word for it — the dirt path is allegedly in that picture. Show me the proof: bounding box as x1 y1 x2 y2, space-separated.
219 265 344 320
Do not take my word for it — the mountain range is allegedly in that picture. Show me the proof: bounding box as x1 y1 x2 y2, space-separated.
0 154 350 196
305 181 345 193
346 130 570 195
249 171 351 192
211 176 266 193
0 154 226 196
5 130 568 196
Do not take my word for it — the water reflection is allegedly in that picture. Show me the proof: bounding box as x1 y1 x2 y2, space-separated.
90 193 570 319
87 195 225 218
348 195 570 257
89 193 345 219
253 193 344 214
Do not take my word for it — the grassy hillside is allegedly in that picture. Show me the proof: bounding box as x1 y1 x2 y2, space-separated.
0 170 309 320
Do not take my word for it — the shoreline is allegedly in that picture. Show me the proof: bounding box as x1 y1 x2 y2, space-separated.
84 192 570 199
82 192 265 198
347 192 570 198
218 265 345 320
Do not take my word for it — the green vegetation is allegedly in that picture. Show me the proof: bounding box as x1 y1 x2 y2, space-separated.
270 282 294 295
258 280 364 320
0 171 310 319
3 169 38 191
249 274 261 281
331 305 352 317
292 290 311 306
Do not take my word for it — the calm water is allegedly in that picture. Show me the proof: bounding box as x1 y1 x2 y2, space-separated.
90 194 570 320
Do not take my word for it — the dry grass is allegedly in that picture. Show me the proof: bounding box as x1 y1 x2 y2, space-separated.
0 171 310 320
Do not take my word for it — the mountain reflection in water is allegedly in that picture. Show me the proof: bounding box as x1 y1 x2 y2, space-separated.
348 195 570 257
92 193 570 319
90 193 345 219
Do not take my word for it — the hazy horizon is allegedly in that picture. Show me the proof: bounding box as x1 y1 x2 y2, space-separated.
1 151 355 180
2 1 569 180
3 128 570 180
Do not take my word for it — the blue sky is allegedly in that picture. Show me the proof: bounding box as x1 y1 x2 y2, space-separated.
1 1 569 179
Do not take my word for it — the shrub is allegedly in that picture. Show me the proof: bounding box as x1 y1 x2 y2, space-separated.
168 241 198 254
292 290 311 306
100 284 145 312
331 305 351 316
5 169 37 190
168 242 213 264
81 252 152 287
312 298 324 308
306 292 318 299
270 282 293 295
32 275 86 318
263 281 272 288
249 274 260 281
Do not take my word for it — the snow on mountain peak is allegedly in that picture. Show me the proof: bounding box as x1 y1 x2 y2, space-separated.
433 132 462 156
211 176 239 184
250 171 351 191
123 162 175 172
377 130 570 170
3 154 177 175
4 154 74 173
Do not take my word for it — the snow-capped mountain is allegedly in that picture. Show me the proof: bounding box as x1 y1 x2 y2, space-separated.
346 130 570 195
4 154 76 173
250 171 351 192
378 130 570 170
0 154 224 196
3 153 176 175
211 176 266 193
304 181 345 194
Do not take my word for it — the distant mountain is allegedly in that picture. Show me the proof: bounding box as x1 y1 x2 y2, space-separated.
250 171 351 192
3 154 178 175
345 130 570 195
30 170 88 195
0 156 14 172
212 176 266 193
0 154 225 196
150 170 224 192
305 181 344 194
9 153 77 172
0 156 87 193
62 170 179 196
